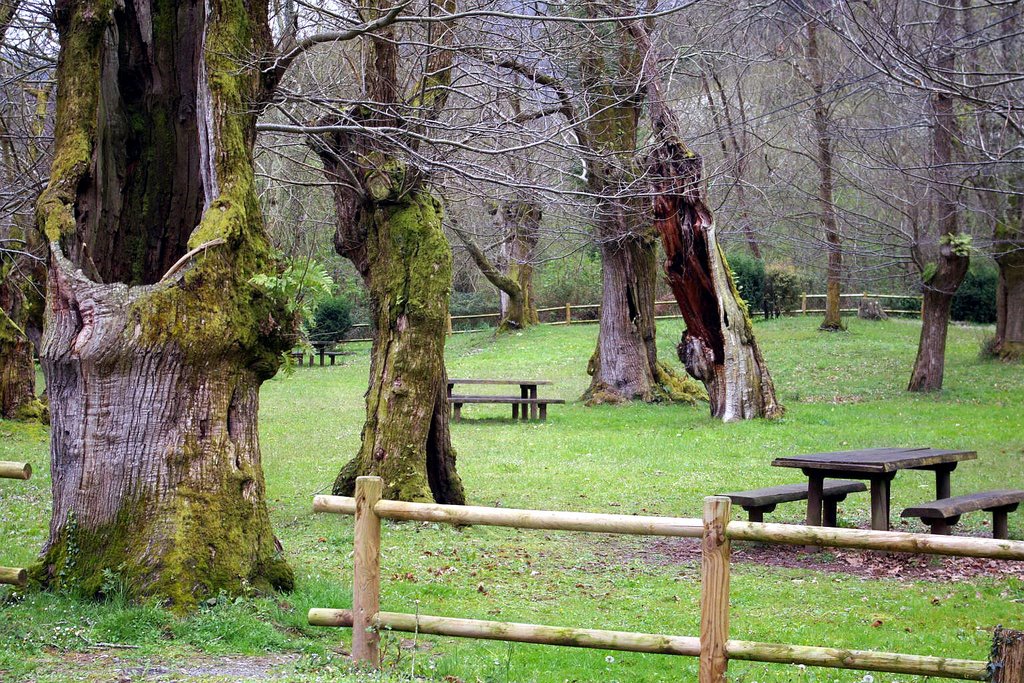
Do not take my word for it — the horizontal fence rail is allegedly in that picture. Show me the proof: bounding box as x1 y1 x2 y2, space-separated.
0 461 31 587
312 478 1024 681
320 292 923 345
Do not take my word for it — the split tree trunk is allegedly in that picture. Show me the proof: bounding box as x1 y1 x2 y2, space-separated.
908 0 969 392
578 10 702 405
626 18 782 421
33 0 293 608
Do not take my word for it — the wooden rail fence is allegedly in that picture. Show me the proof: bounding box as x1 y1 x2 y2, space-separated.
0 460 32 587
327 293 923 345
312 476 1024 682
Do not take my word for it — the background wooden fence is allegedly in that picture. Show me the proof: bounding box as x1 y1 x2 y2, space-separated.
311 476 1024 682
0 460 32 587
327 292 924 345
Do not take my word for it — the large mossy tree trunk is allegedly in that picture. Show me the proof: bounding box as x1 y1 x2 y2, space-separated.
908 0 969 392
33 0 293 608
626 18 782 421
330 187 465 504
313 0 464 504
579 11 702 405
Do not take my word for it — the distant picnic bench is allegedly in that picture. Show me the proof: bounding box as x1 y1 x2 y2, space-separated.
290 347 347 367
447 378 564 422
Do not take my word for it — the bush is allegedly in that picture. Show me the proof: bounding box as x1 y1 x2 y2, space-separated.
763 264 805 318
951 265 997 324
450 290 498 317
309 295 352 345
726 251 766 311
536 253 603 308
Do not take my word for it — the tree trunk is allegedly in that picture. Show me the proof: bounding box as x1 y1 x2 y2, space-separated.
804 19 845 332
994 246 1024 360
331 190 465 504
625 18 783 421
498 201 540 331
908 0 969 392
0 307 40 420
33 0 293 608
578 11 703 405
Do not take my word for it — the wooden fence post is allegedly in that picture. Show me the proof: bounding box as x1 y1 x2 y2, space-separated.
801 293 807 316
353 476 383 666
700 496 732 683
991 627 1024 682
446 315 453 335
564 303 571 324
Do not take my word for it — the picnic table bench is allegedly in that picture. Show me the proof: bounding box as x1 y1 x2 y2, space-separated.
447 378 564 422
290 348 347 367
902 490 1024 538
721 480 867 524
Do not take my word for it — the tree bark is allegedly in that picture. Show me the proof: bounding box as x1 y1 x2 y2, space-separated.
908 0 969 392
994 234 1024 360
328 185 465 505
33 0 293 608
578 11 703 405
804 19 845 332
625 18 782 421
313 0 464 504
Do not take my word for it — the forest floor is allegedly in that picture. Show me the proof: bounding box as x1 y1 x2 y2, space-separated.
2 316 1023 682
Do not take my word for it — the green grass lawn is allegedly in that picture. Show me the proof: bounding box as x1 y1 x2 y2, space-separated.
1 316 1022 682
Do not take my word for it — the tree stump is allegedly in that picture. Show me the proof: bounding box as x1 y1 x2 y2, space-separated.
858 298 888 321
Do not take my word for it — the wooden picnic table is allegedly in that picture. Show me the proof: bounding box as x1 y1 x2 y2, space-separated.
772 447 977 531
447 378 556 421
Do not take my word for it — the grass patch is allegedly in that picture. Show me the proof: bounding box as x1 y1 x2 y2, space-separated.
1 317 1022 681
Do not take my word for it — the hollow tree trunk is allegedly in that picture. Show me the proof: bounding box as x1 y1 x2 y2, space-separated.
330 190 465 504
625 18 782 421
33 0 293 608
908 0 968 392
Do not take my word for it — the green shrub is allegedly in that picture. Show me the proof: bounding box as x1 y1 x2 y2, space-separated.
763 264 805 318
536 253 602 308
309 295 353 345
951 265 997 324
726 251 766 311
450 290 498 317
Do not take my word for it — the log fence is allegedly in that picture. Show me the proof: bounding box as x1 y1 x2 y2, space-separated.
0 461 31 587
319 292 921 347
312 476 1024 681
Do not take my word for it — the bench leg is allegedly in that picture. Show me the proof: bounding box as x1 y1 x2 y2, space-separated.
539 403 547 421
993 510 1010 539
530 387 538 420
806 474 824 527
823 498 838 527
454 403 462 422
512 403 519 420
869 476 892 531
747 508 764 523
929 520 952 535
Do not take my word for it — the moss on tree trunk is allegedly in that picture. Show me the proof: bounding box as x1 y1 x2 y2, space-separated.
332 190 465 504
33 0 294 610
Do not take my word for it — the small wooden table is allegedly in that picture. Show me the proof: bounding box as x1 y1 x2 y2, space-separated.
447 378 554 421
772 447 977 531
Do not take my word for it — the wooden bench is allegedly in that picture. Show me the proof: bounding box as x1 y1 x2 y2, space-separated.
901 490 1024 538
449 395 565 422
720 480 867 524
289 349 347 366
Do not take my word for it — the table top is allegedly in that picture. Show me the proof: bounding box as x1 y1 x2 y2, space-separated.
448 378 553 386
772 447 977 474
